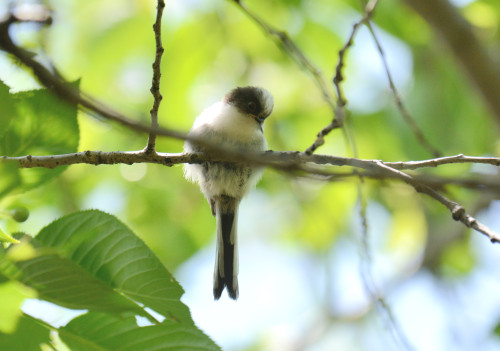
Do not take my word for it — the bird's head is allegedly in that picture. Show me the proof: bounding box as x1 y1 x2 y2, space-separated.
223 86 274 125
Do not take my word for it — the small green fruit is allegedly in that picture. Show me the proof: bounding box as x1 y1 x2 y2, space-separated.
10 207 29 223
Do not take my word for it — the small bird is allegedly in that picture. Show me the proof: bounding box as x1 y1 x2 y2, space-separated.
184 86 273 300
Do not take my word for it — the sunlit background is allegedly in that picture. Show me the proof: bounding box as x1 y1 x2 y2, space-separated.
2 0 500 350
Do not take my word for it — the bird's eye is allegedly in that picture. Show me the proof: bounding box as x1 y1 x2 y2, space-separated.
247 101 257 113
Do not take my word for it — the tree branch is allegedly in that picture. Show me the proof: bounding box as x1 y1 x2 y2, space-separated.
385 154 500 170
304 0 379 155
4 151 498 173
2 150 500 242
145 0 166 153
370 160 500 243
401 0 500 124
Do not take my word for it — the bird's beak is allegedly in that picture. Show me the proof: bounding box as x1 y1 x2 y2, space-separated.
254 115 266 124
254 111 271 125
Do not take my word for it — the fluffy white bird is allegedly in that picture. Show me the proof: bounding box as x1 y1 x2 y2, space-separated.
184 86 274 299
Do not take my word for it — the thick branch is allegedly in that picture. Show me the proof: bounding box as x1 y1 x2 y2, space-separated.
401 0 500 123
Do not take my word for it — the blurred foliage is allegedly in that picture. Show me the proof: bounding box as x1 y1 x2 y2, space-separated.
1 0 500 350
0 80 79 197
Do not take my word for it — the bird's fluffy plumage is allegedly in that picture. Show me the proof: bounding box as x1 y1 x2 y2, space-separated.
183 86 273 300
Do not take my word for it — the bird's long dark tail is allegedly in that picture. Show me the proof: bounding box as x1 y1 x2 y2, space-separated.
213 195 239 300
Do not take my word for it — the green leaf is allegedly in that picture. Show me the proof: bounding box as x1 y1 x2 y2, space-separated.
0 227 19 244
0 80 79 197
27 210 192 323
0 281 36 333
59 312 220 351
0 80 16 142
14 253 142 313
0 245 21 282
0 314 50 351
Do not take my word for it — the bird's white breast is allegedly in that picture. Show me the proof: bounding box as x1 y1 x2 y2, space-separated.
192 102 266 147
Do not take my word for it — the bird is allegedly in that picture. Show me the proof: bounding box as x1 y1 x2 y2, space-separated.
184 86 273 300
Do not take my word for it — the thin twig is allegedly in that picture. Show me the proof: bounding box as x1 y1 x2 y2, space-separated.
230 0 342 154
233 0 440 161
371 161 500 243
356 184 416 351
296 161 500 242
385 154 500 170
323 170 500 192
337 6 413 344
230 1 336 112
364 21 441 157
306 0 379 155
145 0 166 153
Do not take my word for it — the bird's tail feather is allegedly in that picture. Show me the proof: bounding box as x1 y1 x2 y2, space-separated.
213 196 239 300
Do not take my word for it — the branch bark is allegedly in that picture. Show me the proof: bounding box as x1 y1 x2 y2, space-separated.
3 151 499 174
145 0 166 153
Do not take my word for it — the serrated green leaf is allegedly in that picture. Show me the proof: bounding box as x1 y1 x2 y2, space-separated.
59 312 220 351
0 80 79 197
32 210 193 324
0 314 50 351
